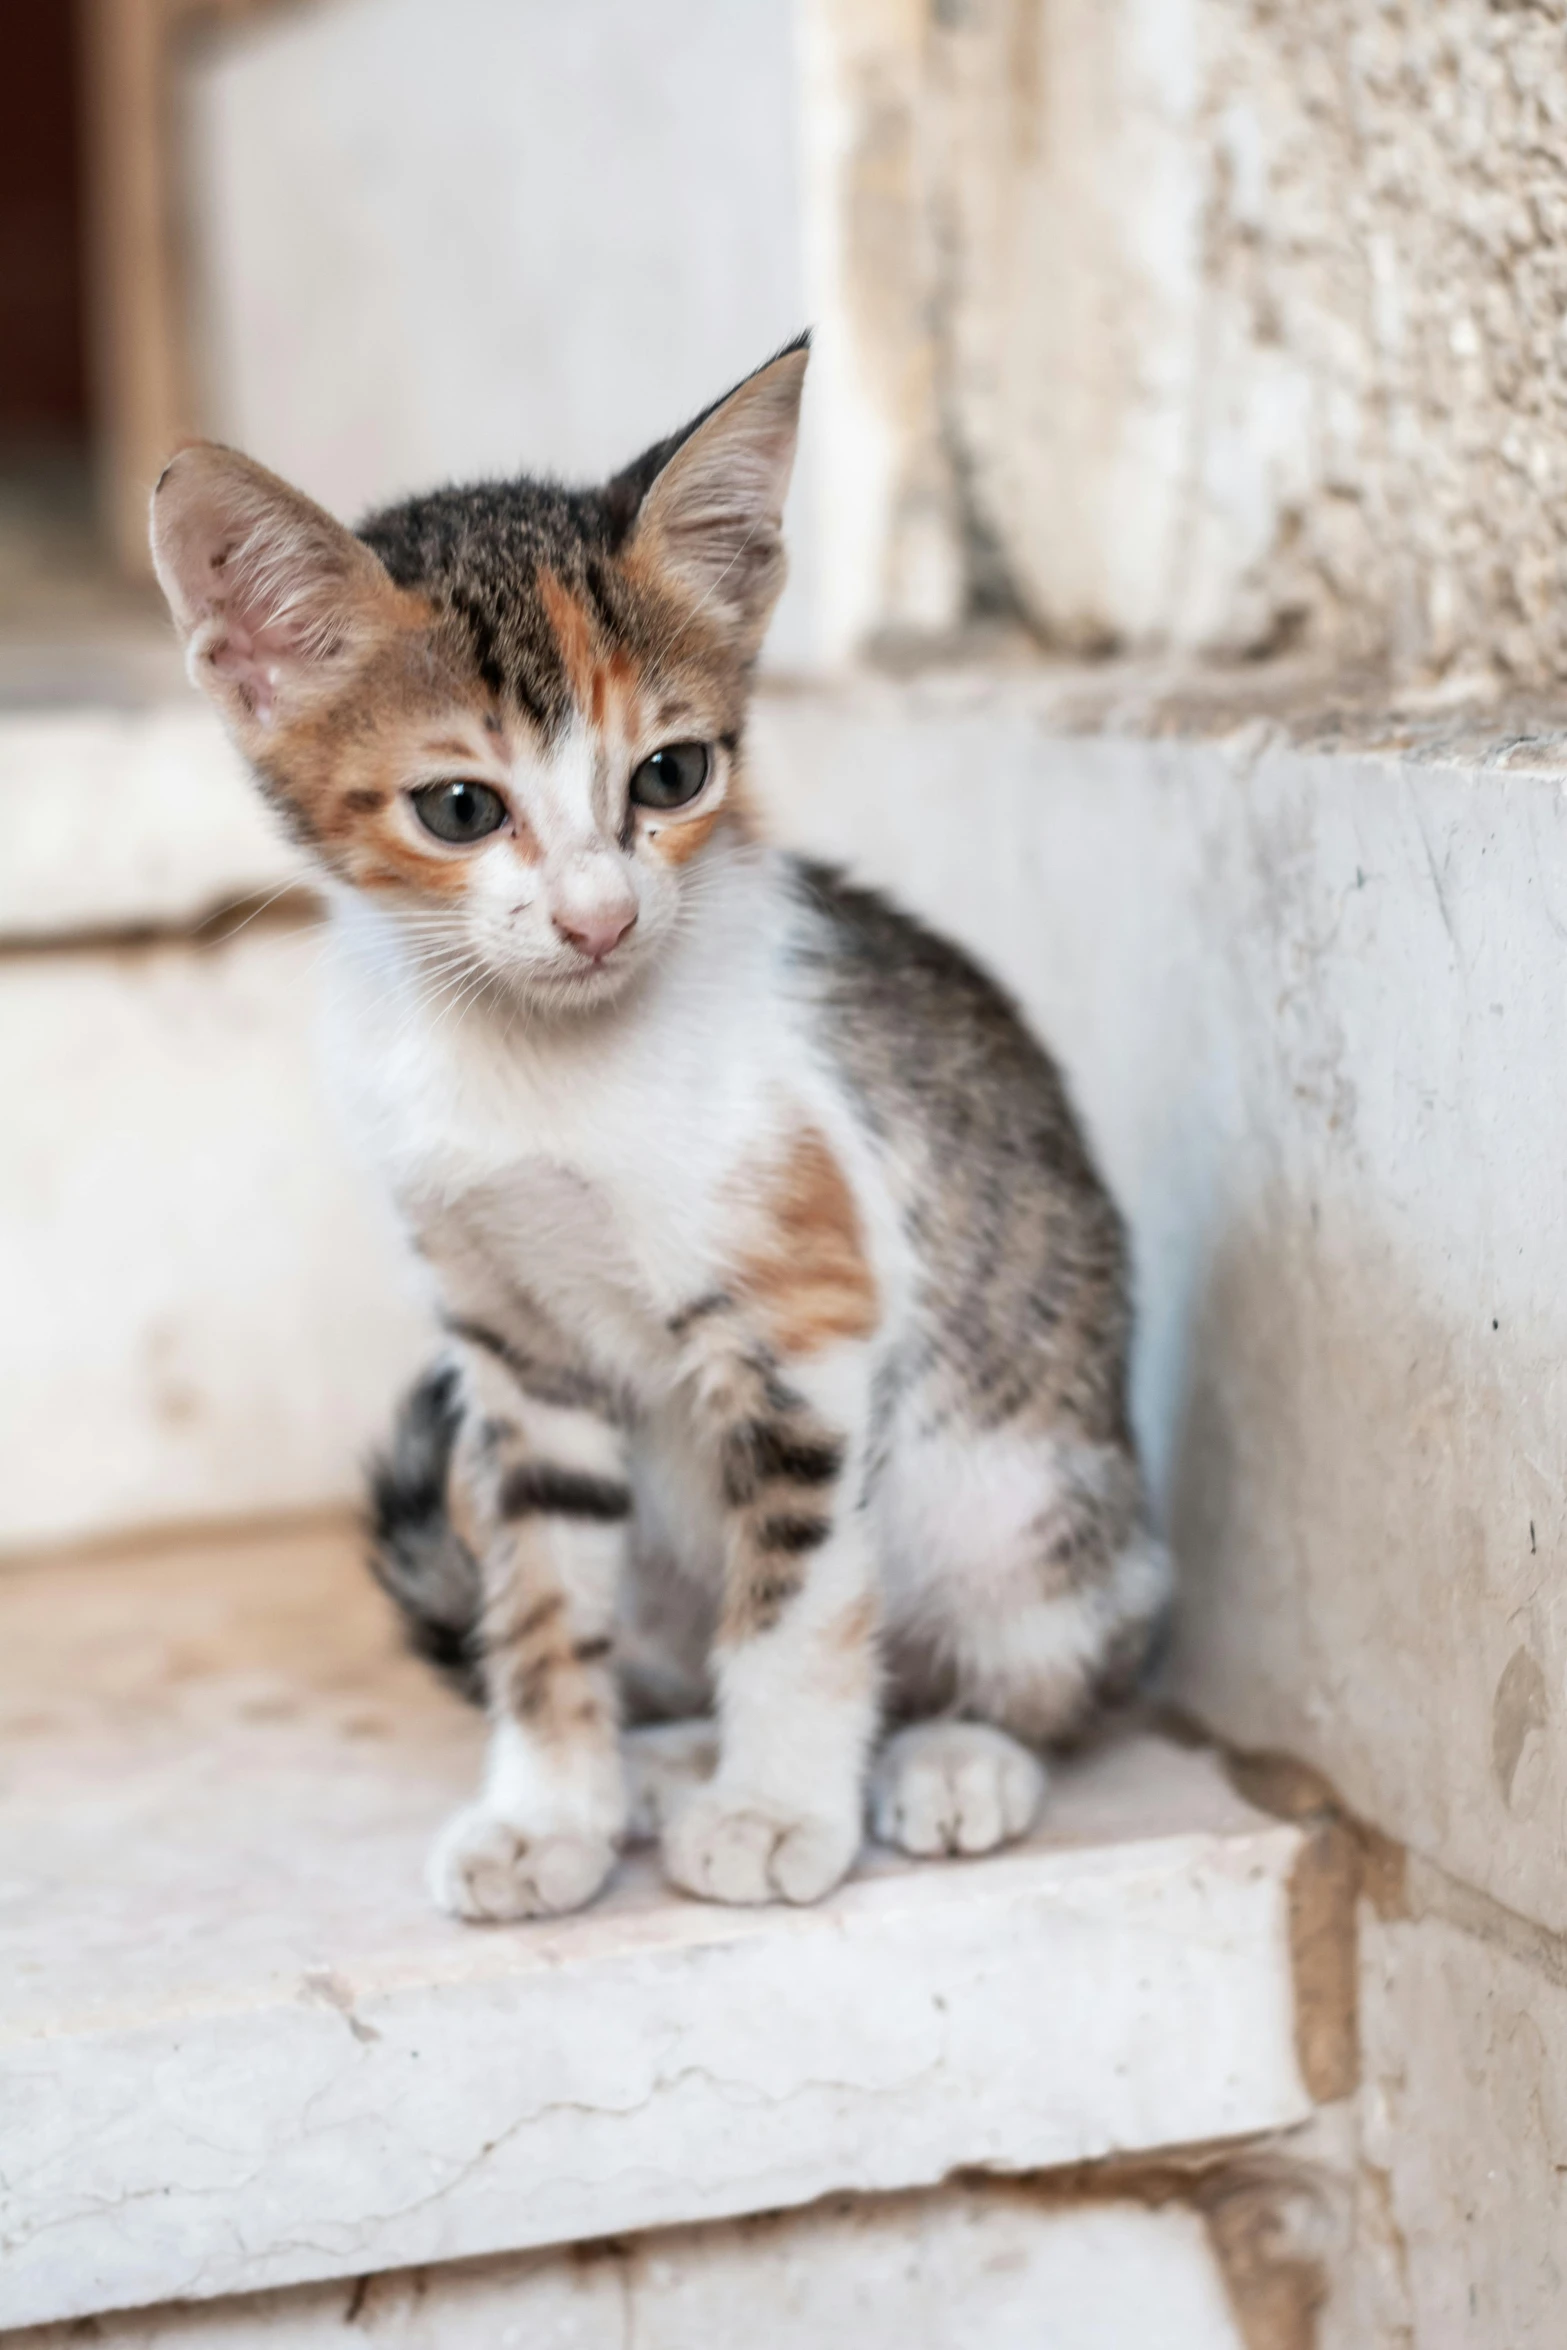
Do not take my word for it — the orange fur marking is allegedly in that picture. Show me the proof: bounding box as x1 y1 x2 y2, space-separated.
538 569 597 710
256 590 501 901
730 1127 879 1356
832 1592 879 1654
600 646 645 746
447 1445 485 1559
650 803 727 867
540 569 650 749
824 1591 880 1698
356 847 469 895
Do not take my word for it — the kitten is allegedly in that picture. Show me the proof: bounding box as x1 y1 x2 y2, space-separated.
150 339 1171 1921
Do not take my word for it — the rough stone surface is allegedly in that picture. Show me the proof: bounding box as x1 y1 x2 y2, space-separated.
5 2189 1249 2349
1323 1892 1567 2349
797 0 968 658
816 0 1567 681
0 1524 1307 2327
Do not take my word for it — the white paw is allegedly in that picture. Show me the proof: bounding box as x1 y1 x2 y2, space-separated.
623 1718 719 1844
870 1721 1046 1858
662 1784 860 1906
428 1804 617 1922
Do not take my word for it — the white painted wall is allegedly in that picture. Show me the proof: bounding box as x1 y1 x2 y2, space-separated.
182 0 819 667
0 925 430 1550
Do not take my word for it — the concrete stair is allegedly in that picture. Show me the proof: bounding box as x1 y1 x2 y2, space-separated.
0 1523 1310 2341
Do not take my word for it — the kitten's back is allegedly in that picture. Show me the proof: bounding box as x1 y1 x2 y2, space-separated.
789 859 1132 1449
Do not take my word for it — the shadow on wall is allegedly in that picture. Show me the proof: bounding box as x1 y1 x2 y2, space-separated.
1166 1194 1561 1882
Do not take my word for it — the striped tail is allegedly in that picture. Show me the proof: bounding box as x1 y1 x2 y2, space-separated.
367 1362 484 1704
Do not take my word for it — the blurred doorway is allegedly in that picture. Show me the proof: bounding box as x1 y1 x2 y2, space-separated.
0 0 101 632
5 2 811 659
0 2 89 446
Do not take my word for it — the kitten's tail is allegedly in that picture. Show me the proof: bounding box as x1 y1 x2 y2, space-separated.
367 1362 484 1705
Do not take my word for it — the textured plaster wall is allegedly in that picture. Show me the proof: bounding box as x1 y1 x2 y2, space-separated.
1170 0 1567 681
813 0 1567 682
754 683 1567 1939
797 0 971 657
751 679 1567 2343
1343 1890 1567 2346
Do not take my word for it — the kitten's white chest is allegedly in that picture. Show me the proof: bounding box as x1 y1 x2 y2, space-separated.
393 1047 734 1326
329 907 800 1347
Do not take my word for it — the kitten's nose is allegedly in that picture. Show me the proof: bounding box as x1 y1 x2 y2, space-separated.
553 903 638 964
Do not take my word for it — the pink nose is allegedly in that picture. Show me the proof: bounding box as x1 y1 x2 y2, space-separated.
554 904 637 964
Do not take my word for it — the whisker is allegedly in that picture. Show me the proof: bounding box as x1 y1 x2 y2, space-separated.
210 876 316 944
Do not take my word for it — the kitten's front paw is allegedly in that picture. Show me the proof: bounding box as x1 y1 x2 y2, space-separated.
428 1804 617 1922
871 1721 1045 1858
661 1785 859 1906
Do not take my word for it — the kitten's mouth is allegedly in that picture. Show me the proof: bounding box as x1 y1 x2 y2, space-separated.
517 951 644 1016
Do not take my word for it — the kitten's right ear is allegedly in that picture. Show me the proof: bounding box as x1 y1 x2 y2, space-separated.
149 444 399 739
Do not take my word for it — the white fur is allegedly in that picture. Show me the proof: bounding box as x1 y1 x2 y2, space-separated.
329 824 1153 1911
328 830 900 1913
879 1423 1171 1736
871 1722 1046 1858
326 836 909 1382
308 718 1182 1920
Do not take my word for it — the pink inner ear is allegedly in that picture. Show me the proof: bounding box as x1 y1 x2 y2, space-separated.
206 624 277 722
197 534 333 725
153 445 386 730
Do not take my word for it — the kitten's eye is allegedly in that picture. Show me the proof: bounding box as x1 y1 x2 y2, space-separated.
410 779 509 844
629 741 710 811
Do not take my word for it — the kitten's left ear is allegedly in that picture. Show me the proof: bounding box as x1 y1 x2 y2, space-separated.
620 339 808 653
150 442 403 740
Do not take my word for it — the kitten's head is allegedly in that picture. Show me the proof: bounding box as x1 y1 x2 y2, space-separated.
150 340 806 1012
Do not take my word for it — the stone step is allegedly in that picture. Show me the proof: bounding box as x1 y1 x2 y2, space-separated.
6 2188 1262 2349
0 700 296 943
5 661 1559 1950
0 1524 1311 2332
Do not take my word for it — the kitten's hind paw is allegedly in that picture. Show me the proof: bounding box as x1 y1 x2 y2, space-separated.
662 1786 859 1906
428 1804 616 1922
870 1721 1045 1858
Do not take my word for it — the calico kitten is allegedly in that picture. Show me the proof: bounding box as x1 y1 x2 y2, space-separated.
150 339 1170 1921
